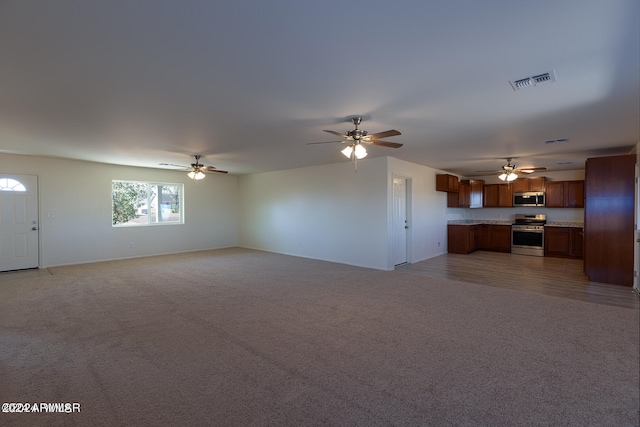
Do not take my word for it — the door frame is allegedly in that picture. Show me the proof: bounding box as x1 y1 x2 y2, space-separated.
391 174 412 269
0 173 40 271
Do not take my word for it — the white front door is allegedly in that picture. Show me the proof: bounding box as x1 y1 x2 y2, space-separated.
392 177 408 266
0 174 39 271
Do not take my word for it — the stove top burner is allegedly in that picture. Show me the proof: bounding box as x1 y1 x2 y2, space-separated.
513 213 547 226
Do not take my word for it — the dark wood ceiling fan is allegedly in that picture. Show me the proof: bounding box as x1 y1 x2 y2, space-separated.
471 157 546 177
160 155 228 178
306 116 403 150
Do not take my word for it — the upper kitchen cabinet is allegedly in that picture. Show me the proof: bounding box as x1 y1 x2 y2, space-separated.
468 179 484 208
436 174 459 192
448 179 484 208
546 180 584 208
512 177 545 193
483 183 512 207
584 154 635 287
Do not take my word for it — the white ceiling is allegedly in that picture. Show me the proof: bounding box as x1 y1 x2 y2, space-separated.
0 0 638 177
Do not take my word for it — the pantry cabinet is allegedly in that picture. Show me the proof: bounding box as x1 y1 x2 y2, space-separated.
584 154 635 286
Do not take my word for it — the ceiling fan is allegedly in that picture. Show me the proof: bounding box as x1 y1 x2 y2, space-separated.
475 158 546 181
160 155 228 180
307 116 403 162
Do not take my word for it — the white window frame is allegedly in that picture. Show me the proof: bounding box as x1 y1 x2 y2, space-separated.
112 180 184 227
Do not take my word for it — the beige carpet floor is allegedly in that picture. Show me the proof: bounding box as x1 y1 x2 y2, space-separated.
1 247 638 426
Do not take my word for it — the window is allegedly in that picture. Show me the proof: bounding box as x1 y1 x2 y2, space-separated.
0 178 26 192
112 180 183 226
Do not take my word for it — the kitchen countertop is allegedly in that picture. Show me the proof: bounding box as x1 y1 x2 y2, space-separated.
545 221 584 228
448 219 584 227
447 219 512 226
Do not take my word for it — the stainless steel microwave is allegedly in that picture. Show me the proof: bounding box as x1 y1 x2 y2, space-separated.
513 192 545 207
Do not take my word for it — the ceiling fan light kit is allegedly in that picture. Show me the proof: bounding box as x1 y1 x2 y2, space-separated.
187 170 206 180
498 172 518 182
341 144 368 159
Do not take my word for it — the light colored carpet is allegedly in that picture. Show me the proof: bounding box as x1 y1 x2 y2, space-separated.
1 247 638 426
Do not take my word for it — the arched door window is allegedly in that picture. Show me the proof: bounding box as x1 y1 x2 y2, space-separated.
0 178 27 192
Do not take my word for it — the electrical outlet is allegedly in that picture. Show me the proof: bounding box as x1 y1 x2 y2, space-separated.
129 242 134 248
438 241 441 247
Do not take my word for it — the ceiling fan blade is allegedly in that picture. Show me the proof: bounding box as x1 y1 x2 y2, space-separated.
369 141 403 148
205 169 228 174
323 130 347 138
306 140 345 145
159 163 188 168
368 129 401 140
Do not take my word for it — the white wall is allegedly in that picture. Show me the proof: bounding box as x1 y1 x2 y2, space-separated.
387 157 449 266
238 157 389 269
0 154 238 267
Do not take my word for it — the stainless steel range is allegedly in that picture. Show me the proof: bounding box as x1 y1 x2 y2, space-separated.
511 214 546 257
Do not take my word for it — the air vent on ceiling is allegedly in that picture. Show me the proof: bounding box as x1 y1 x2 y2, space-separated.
510 70 557 90
545 138 568 144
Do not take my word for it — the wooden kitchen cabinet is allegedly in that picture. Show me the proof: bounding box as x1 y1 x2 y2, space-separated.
449 223 511 254
572 227 584 258
478 224 490 249
448 179 483 208
448 224 477 254
546 180 584 208
489 225 512 252
544 227 583 259
469 180 484 208
512 177 546 193
448 180 468 207
483 184 512 207
584 154 635 286
436 174 459 192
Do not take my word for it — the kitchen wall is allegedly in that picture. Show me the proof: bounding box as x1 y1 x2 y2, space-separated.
446 169 586 223
0 154 238 267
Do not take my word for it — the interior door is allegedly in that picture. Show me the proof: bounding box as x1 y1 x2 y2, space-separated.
0 174 39 271
392 177 408 266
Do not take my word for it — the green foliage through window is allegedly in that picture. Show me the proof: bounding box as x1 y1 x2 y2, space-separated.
112 181 183 226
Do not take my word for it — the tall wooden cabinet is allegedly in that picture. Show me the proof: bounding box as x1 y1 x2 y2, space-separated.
584 154 635 286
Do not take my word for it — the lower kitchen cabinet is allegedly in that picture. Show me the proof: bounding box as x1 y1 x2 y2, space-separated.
544 227 583 259
448 224 511 254
489 225 512 252
448 224 478 254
